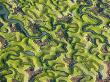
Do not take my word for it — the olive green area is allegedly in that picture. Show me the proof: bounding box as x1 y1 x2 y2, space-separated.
0 0 110 82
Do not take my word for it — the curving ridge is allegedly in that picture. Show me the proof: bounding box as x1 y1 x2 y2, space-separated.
0 3 29 37
0 0 110 82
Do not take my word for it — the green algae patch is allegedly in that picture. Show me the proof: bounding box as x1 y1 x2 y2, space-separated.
0 0 110 82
